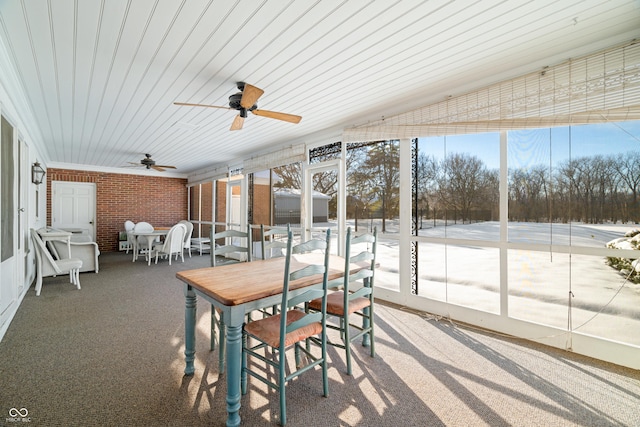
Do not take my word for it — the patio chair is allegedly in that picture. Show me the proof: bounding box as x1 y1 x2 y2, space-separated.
306 227 377 375
260 224 290 260
210 224 252 371
30 228 83 296
124 220 135 254
178 220 193 257
150 223 187 265
48 234 100 273
132 221 154 261
241 229 331 425
259 224 291 317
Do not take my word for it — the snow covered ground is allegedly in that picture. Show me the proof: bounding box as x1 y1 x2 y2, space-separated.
358 220 640 347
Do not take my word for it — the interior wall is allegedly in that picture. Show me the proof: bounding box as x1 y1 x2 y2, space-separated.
46 168 188 252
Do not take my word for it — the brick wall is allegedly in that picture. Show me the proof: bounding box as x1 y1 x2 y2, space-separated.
47 168 187 252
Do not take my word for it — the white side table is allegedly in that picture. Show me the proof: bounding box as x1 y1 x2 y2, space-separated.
190 237 211 255
37 229 72 258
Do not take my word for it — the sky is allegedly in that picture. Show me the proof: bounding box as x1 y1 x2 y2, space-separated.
418 120 640 170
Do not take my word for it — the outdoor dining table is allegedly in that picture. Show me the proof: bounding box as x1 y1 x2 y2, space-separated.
132 229 169 265
176 253 368 427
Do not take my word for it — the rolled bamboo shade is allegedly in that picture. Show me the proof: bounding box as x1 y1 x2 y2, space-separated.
343 40 640 142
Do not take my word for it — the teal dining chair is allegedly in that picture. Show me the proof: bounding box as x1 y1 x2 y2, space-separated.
260 224 290 260
259 224 291 317
307 226 377 375
241 229 331 426
210 224 252 372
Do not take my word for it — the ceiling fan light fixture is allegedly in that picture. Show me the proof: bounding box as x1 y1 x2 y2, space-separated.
175 82 300 130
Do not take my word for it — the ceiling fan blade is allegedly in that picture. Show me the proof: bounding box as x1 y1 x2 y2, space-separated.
240 83 264 109
154 164 176 169
127 162 142 166
230 115 244 131
252 109 302 124
151 165 166 172
174 102 232 110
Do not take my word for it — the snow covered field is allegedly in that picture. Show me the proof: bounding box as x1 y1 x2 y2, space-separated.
359 220 640 347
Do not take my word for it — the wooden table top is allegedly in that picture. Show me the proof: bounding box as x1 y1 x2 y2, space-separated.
176 253 361 306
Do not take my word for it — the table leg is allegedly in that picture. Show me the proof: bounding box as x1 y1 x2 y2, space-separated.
225 316 243 427
184 286 196 376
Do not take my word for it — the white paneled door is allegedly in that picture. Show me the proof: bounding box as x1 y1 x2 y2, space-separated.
52 182 96 240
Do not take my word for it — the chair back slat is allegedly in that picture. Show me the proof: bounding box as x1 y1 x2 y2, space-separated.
350 250 374 264
280 229 331 345
260 224 290 260
291 238 326 255
211 224 251 266
286 311 322 333
335 227 377 299
288 289 324 309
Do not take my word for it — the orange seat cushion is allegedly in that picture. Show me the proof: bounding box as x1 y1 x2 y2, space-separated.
244 309 322 348
308 291 371 316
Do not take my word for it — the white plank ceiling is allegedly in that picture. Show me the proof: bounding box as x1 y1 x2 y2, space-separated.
0 0 639 175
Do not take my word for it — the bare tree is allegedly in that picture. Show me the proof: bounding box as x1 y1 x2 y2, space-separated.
613 151 640 221
355 141 400 232
437 153 488 223
273 162 302 189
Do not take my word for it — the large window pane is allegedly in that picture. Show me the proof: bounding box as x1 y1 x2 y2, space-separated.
417 134 500 240
272 162 302 227
347 141 400 234
508 122 640 246
1 116 14 262
375 234 400 292
507 121 640 348
571 253 640 346
508 249 570 328
416 242 447 300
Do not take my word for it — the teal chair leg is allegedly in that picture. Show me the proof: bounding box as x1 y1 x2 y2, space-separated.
241 333 248 395
368 304 375 357
344 313 352 376
322 331 329 397
279 349 287 425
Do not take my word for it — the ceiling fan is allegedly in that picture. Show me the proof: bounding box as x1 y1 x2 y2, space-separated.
128 154 176 172
174 82 302 131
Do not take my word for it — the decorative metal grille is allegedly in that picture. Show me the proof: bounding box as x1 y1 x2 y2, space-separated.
411 138 418 295
309 142 341 162
248 173 254 225
229 167 243 177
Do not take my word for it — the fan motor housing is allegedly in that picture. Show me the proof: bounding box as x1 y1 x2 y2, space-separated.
229 93 257 111
141 155 155 168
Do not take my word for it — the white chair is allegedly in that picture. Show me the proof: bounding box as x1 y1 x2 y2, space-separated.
30 228 83 296
150 223 187 265
124 220 135 254
179 220 194 258
49 234 100 273
132 221 154 261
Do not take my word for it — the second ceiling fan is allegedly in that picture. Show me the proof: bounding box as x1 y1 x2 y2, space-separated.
174 82 302 131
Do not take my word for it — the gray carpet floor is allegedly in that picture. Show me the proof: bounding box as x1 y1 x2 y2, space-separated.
1 251 639 426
